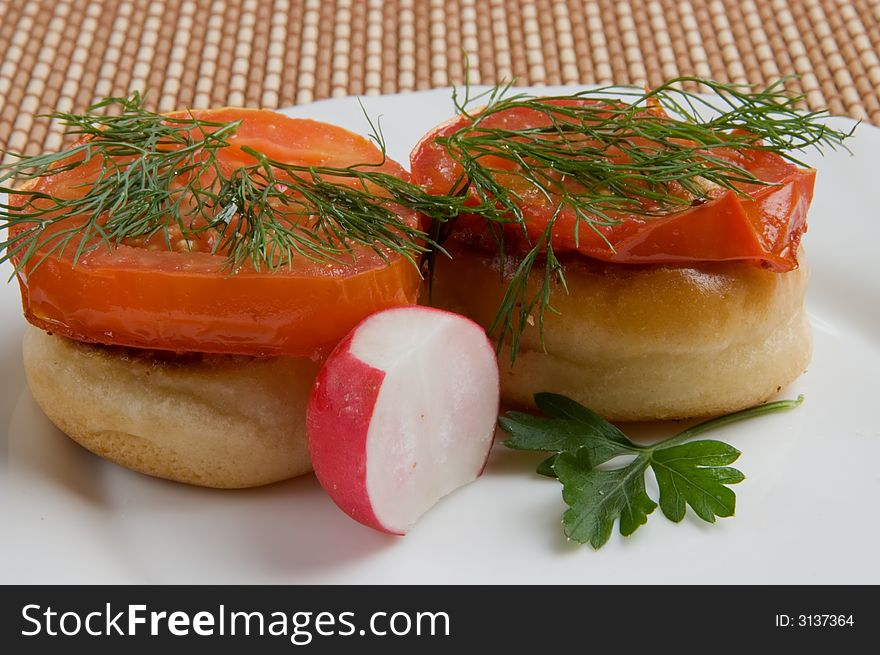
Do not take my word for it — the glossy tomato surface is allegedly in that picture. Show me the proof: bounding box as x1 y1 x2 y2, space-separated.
11 109 420 356
410 100 815 271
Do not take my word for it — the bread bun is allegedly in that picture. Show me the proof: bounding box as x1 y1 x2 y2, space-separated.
23 325 317 488
431 242 811 420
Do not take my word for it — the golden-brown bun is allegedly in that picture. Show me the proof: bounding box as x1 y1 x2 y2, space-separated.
431 243 811 420
23 325 317 488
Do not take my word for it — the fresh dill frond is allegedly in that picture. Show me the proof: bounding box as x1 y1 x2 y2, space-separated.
0 93 461 278
1 93 239 273
0 81 857 367
433 76 855 361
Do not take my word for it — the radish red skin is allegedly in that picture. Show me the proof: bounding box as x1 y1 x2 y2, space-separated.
307 306 500 535
307 332 392 534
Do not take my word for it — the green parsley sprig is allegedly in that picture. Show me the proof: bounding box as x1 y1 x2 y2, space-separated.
499 393 804 549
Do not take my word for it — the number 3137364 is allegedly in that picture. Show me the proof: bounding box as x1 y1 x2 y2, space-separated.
775 615 855 627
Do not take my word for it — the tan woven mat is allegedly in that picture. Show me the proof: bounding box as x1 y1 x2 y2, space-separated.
1 0 878 158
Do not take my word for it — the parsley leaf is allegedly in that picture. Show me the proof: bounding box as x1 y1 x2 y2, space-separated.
535 454 559 478
499 394 804 549
555 450 656 548
500 392 635 467
652 440 744 523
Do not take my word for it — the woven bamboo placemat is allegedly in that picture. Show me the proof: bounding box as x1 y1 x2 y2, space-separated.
1 0 878 160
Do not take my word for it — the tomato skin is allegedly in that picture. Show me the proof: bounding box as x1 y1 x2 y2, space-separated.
409 101 814 272
10 109 421 356
18 247 419 357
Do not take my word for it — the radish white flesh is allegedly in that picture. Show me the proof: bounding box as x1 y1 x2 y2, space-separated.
307 306 499 535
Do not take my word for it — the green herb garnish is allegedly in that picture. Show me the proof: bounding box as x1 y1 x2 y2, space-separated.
0 93 461 276
499 393 804 549
0 80 855 362
437 77 855 361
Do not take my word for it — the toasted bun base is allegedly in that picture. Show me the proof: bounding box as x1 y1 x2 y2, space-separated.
23 325 317 488
431 243 811 420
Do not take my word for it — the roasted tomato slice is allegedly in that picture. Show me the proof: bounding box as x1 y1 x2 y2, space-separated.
410 99 815 271
9 108 420 357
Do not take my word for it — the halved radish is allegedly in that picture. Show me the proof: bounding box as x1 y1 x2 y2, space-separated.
307 306 500 535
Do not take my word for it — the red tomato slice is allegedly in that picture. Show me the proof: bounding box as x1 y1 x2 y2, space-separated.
409 100 814 271
10 108 420 357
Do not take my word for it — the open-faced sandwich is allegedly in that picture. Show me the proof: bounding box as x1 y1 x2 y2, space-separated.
4 99 430 488
411 81 846 420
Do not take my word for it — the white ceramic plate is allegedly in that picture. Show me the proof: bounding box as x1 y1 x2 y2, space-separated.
2 88 879 584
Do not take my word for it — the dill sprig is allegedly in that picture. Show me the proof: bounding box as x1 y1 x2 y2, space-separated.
435 76 855 361
196 148 446 271
0 93 461 276
1 93 240 272
0 81 856 365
